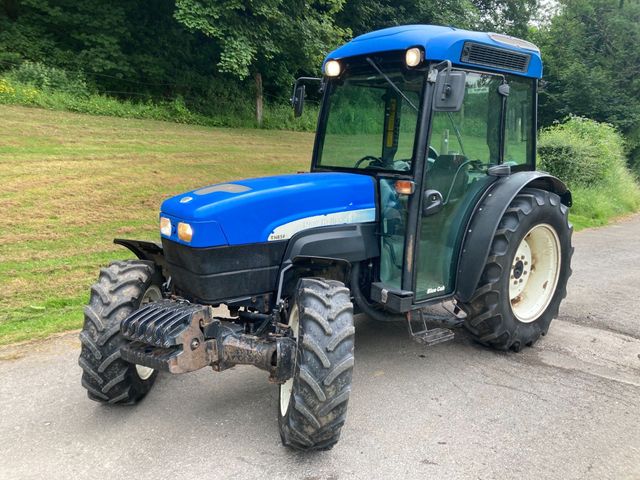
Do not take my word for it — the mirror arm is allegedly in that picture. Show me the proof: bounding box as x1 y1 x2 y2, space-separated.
290 77 322 106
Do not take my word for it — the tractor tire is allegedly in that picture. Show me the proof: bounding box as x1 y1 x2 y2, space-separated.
79 260 163 404
458 188 573 351
278 278 355 451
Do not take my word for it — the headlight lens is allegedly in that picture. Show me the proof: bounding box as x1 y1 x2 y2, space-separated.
324 60 341 77
177 222 193 242
405 47 422 67
160 217 172 236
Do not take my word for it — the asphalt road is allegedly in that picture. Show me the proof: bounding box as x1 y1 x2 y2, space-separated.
1 216 639 480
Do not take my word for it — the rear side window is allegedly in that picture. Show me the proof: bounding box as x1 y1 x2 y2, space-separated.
504 77 535 167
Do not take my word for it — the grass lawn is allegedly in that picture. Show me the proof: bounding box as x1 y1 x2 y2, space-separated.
0 105 311 345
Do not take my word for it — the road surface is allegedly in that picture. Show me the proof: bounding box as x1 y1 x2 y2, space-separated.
1 216 639 480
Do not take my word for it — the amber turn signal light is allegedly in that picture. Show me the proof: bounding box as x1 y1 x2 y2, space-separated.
395 180 415 195
177 222 193 242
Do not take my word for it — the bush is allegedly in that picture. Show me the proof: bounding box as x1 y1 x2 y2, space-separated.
538 116 640 228
537 116 616 186
6 61 90 97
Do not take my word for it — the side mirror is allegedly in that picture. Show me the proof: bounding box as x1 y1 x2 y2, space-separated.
290 77 322 118
291 85 306 118
433 70 466 112
293 84 306 117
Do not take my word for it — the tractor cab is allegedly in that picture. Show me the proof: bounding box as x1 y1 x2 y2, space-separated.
294 25 542 310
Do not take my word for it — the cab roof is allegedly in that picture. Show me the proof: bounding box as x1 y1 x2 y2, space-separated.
325 25 542 79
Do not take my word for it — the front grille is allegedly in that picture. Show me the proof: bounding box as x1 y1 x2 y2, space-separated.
460 42 530 73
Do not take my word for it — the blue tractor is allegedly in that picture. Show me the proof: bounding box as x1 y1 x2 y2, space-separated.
79 25 573 450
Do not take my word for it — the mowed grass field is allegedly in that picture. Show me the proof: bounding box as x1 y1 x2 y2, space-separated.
0 105 311 345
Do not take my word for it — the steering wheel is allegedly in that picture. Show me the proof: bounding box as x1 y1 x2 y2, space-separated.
354 155 385 169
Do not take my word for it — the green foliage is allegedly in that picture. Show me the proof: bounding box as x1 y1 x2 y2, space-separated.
538 117 640 228
535 0 640 173
0 0 543 128
0 76 318 131
5 61 90 96
174 0 349 84
336 0 536 37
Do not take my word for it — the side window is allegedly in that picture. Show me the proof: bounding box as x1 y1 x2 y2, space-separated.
429 72 496 163
505 78 534 167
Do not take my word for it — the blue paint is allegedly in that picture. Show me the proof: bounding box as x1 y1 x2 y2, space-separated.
160 172 376 248
325 25 543 79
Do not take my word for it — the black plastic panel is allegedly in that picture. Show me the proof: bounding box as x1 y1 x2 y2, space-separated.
284 223 379 264
162 239 287 303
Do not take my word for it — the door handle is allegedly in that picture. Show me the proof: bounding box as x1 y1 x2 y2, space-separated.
422 189 443 216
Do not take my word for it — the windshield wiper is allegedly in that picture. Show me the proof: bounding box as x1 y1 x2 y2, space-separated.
366 57 418 112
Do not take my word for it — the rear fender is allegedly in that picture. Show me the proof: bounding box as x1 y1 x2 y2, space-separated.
455 171 571 303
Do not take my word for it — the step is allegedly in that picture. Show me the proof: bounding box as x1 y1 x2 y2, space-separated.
409 327 455 346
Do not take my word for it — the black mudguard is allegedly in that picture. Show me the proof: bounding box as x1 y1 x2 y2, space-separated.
455 171 571 303
277 223 379 300
114 238 167 272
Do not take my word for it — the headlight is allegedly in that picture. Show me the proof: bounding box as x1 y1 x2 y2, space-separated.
405 47 423 67
177 222 193 242
160 217 172 236
324 60 341 77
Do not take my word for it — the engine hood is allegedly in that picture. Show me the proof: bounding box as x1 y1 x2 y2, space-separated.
160 172 376 248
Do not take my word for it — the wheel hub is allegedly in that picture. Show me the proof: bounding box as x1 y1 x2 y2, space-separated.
509 224 561 323
513 260 525 279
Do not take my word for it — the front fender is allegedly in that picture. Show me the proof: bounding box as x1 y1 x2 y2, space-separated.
113 238 167 273
455 171 571 303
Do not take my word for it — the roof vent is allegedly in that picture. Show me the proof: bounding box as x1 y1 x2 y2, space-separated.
460 42 530 73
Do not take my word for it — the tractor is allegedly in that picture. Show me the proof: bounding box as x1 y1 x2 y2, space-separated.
78 25 573 451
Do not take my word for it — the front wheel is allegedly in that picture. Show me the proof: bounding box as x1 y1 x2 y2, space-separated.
458 188 573 351
278 278 355 451
78 260 163 404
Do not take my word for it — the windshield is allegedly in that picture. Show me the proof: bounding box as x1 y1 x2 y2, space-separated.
317 67 424 173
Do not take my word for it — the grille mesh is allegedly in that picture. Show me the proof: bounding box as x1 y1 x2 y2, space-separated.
460 42 530 73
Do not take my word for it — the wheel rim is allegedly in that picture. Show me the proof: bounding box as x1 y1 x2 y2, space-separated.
509 224 562 323
279 305 300 416
135 284 162 381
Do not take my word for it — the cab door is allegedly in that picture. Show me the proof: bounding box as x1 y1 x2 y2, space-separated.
412 71 501 302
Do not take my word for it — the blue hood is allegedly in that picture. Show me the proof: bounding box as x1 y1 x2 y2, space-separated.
160 172 376 248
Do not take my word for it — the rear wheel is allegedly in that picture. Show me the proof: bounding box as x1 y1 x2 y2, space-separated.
79 260 163 404
278 278 355 451
458 188 573 351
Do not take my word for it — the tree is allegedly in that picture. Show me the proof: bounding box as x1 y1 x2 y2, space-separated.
535 0 640 171
337 0 477 37
336 0 535 38
174 0 348 125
